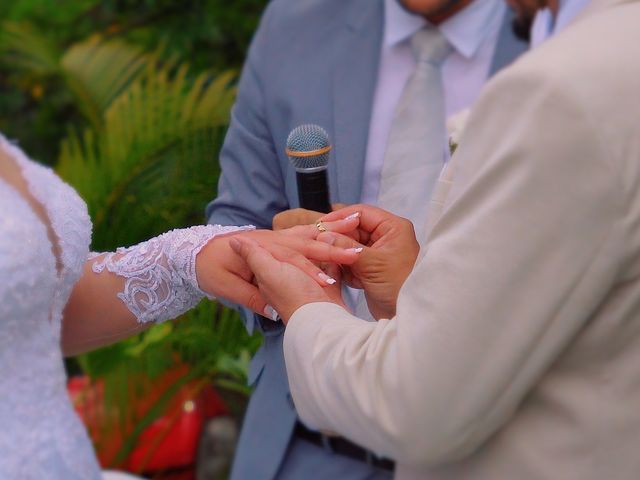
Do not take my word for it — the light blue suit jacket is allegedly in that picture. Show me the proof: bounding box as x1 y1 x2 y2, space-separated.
206 1 527 478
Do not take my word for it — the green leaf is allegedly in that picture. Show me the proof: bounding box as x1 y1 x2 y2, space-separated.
61 36 149 129
0 21 61 74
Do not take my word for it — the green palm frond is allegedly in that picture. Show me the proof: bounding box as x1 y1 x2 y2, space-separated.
57 53 236 250
1 25 150 130
61 36 149 130
0 21 61 74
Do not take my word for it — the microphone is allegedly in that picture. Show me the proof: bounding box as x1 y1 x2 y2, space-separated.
286 124 332 214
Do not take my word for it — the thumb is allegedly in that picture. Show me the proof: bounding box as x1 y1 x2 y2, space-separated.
229 237 277 278
229 237 281 315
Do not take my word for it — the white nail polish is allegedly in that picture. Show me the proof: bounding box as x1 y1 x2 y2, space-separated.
263 305 279 322
345 212 360 220
351 247 364 253
318 272 337 285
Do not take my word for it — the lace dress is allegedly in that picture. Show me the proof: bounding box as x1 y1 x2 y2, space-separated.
0 135 250 479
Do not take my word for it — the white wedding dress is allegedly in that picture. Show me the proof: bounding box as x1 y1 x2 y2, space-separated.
0 135 249 479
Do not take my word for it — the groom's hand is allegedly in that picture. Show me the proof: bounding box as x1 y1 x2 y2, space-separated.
316 204 420 319
272 203 347 230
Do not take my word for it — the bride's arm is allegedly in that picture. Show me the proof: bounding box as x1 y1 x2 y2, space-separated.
62 225 253 356
62 222 360 356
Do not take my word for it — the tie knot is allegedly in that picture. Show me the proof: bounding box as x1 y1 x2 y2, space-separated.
411 27 452 66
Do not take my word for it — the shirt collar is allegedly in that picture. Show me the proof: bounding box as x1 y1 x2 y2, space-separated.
384 0 506 59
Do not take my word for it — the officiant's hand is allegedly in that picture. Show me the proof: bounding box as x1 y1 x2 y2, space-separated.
196 222 358 317
272 203 346 230
316 205 420 319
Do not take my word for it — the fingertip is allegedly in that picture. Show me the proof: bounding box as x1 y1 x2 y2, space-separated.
263 304 280 322
317 272 337 285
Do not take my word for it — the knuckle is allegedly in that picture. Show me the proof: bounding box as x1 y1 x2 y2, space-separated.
401 218 415 232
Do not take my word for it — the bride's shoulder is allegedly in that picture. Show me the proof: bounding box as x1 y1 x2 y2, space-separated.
0 134 92 269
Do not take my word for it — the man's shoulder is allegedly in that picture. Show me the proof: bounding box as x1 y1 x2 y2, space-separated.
248 0 383 75
504 2 640 93
263 0 380 33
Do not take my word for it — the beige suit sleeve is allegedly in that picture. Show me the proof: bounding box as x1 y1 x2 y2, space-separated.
283 63 625 467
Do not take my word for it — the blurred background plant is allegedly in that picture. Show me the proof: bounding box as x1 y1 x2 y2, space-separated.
0 0 267 477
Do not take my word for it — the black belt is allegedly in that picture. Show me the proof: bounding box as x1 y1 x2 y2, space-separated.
294 421 395 472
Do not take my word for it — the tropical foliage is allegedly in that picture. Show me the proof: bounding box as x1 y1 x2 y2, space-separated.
0 0 266 165
0 0 267 468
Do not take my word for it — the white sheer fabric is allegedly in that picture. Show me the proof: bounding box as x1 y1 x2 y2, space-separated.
0 135 247 479
90 224 253 324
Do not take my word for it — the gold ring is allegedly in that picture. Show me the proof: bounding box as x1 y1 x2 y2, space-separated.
315 221 327 232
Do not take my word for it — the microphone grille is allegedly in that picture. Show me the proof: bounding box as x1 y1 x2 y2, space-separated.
286 124 331 172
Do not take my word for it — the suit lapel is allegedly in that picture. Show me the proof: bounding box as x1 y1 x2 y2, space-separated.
331 1 384 205
490 6 529 75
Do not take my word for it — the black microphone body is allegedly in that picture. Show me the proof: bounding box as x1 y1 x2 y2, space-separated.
286 124 333 214
296 170 331 213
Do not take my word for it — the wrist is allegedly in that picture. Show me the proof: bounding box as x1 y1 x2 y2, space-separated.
192 225 255 298
194 236 224 298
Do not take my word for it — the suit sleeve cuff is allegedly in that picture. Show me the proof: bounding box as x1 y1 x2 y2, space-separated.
283 302 371 430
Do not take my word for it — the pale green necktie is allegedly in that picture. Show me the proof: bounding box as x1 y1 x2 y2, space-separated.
377 26 452 240
355 27 452 321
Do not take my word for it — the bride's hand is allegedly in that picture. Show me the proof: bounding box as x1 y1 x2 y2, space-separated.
228 236 348 323
195 219 360 316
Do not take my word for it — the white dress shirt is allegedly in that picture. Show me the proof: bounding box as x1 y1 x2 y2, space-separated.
360 0 506 206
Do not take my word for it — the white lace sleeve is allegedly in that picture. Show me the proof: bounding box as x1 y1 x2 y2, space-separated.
89 225 254 324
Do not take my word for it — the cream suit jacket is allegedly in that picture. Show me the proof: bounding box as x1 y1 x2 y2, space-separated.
283 1 640 478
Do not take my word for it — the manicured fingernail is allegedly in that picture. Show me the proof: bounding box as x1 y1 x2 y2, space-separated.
345 212 360 220
350 247 364 253
318 272 337 285
263 305 279 322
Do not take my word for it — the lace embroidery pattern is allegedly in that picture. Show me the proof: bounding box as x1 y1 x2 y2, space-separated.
91 225 254 324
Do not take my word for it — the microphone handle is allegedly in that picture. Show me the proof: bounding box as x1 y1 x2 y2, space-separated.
297 170 331 214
